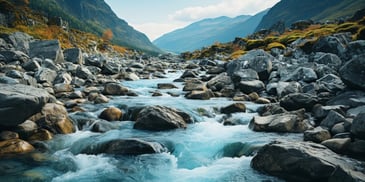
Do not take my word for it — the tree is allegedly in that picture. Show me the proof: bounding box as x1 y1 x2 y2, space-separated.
102 29 113 42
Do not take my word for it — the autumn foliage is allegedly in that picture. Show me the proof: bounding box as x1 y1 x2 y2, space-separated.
102 29 113 42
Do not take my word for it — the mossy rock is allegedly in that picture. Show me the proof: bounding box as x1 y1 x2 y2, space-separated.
267 42 286 50
229 50 246 60
356 27 365 40
246 39 265 50
279 35 304 45
336 22 360 34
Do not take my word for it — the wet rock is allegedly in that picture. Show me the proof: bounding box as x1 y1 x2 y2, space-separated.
221 103 246 114
27 129 53 141
236 80 265 94
180 70 199 78
0 139 34 156
93 94 109 104
331 121 352 135
206 73 233 92
185 89 214 100
134 105 190 131
157 83 178 89
0 84 54 127
29 40 64 64
280 93 317 111
329 166 365 182
339 54 365 90
0 131 19 141
347 105 365 117
351 112 365 140
183 79 206 91
347 139 365 158
255 98 271 104
320 110 347 129
5 70 23 79
251 140 362 182
80 138 167 155
321 138 351 154
53 83 73 93
102 82 129 95
257 104 287 116
91 120 121 133
249 109 310 133
99 107 123 121
34 68 57 84
304 126 331 143
222 142 264 157
63 48 83 65
14 120 38 138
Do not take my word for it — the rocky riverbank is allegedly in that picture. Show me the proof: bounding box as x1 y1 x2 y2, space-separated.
1 29 365 181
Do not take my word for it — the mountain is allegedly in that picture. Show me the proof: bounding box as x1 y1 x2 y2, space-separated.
256 0 365 31
154 10 268 53
27 0 162 55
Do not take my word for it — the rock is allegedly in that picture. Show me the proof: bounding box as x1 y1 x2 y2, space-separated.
206 66 225 74
0 50 29 63
94 94 109 104
54 72 72 85
157 83 178 89
304 126 331 143
317 74 346 93
231 69 259 82
0 131 19 141
134 105 190 131
0 32 33 53
221 103 246 114
267 81 302 98
346 40 365 59
0 139 34 156
320 110 347 129
183 79 206 91
321 138 351 154
75 66 94 80
0 75 19 84
249 109 310 133
99 107 123 121
53 83 73 93
27 129 53 141
22 59 41 71
63 48 83 65
339 55 365 91
14 120 38 138
311 52 342 70
102 83 129 95
129 62 144 69
236 80 265 94
351 112 365 140
4 70 21 79
221 142 264 157
347 139 365 157
331 121 352 135
206 73 233 91
0 84 54 127
185 89 214 100
329 165 365 182
91 120 121 133
327 90 365 107
251 140 362 182
281 67 317 82
80 138 167 155
118 72 139 81
29 40 64 63
180 70 199 78
41 58 59 71
255 97 271 104
34 103 75 134
313 35 347 57
280 93 317 111
257 104 287 116
347 105 365 117
102 61 120 75
34 68 57 84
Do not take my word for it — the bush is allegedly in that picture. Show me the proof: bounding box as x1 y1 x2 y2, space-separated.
246 39 265 50
267 42 286 50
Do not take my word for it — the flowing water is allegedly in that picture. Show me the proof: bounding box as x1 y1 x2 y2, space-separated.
0 71 302 182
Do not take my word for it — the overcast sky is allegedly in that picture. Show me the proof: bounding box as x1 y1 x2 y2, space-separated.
104 0 280 41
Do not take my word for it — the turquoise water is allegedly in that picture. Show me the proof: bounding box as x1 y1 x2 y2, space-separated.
0 71 301 181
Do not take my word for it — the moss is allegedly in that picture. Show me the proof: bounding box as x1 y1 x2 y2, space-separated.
229 50 246 60
267 42 286 50
246 39 265 50
278 34 304 45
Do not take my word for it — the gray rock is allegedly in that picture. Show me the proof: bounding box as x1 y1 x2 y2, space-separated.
346 40 365 59
236 80 265 94
157 83 178 89
351 112 365 140
281 67 317 82
53 83 73 93
183 79 206 91
85 56 103 68
320 110 347 129
249 109 310 133
0 75 19 84
339 54 365 91
102 61 120 75
29 40 64 64
75 66 94 80
134 105 190 131
327 91 365 107
221 103 246 114
251 140 363 182
185 89 214 100
0 50 29 63
80 138 167 155
0 84 54 126
329 165 365 182
321 138 351 154
304 126 331 143
54 72 72 84
91 120 121 133
22 59 41 71
280 93 317 111
41 59 59 71
180 70 199 78
118 72 139 81
0 32 33 53
317 74 346 93
313 35 347 57
231 69 259 82
14 120 38 138
347 105 365 117
64 48 83 65
206 73 233 91
311 52 342 70
5 70 23 79
102 83 129 95
34 68 57 84
347 139 365 157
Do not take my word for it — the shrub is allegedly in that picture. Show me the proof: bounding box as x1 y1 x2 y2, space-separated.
267 42 286 50
229 50 246 60
246 39 265 50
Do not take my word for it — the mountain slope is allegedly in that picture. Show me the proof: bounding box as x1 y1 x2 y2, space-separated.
256 0 365 31
28 0 162 55
153 10 268 53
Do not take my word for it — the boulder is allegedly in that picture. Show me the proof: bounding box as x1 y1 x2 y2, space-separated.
0 50 29 63
329 165 365 182
0 139 34 156
311 52 342 70
251 140 363 182
249 109 310 133
281 67 317 82
34 68 57 84
29 40 64 63
99 107 123 121
221 103 246 114
316 74 346 93
0 32 33 53
41 58 59 71
280 93 317 111
267 81 302 98
91 120 121 133
157 83 178 89
134 105 190 131
80 138 167 155
185 89 214 100
327 91 365 107
0 131 19 141
75 66 94 80
351 112 365 140
63 48 83 65
27 129 53 141
102 61 120 75
5 70 23 79
313 35 347 57
304 126 331 143
320 110 347 129
231 69 259 82
183 79 206 91
346 40 365 59
102 83 129 95
0 75 19 84
14 120 38 138
206 73 233 91
180 70 199 78
53 83 73 93
339 55 365 91
236 80 265 94
321 138 351 154
22 59 41 71
0 84 54 127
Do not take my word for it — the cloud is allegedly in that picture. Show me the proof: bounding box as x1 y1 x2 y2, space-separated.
131 22 187 41
169 0 280 22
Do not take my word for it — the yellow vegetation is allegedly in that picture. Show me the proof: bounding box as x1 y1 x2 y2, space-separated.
267 42 286 50
229 50 246 60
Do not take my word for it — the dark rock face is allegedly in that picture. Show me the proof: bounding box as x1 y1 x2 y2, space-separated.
313 35 347 57
280 93 317 111
280 67 317 82
0 84 54 127
320 110 347 129
134 105 190 131
221 103 246 114
339 55 365 91
64 48 83 65
206 73 233 92
80 138 168 155
236 80 265 94
351 112 365 140
251 140 365 182
29 40 64 63
304 126 331 143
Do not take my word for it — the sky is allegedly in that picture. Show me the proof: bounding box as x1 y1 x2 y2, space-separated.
104 0 280 41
